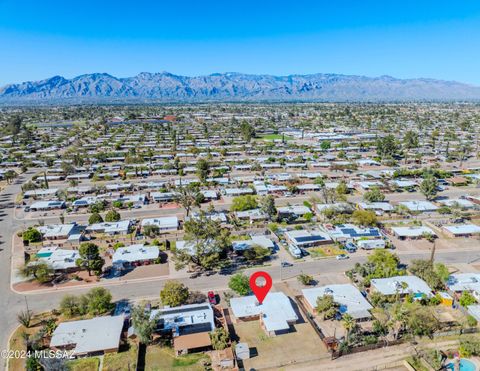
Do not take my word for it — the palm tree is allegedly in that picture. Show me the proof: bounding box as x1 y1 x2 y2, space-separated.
176 185 202 217
342 314 356 344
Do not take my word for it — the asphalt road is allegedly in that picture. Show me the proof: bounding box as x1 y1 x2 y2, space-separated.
1 175 480 369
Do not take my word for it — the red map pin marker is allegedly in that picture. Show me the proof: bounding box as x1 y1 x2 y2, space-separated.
249 271 272 304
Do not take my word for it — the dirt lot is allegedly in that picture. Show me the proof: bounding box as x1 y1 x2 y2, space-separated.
233 320 329 370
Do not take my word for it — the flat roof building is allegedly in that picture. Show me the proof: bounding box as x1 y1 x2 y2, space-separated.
230 292 298 336
50 316 124 356
302 284 372 320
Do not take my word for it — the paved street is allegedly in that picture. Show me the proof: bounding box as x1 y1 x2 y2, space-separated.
1 175 480 368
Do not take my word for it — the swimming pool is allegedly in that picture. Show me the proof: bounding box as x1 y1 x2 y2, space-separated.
446 359 477 371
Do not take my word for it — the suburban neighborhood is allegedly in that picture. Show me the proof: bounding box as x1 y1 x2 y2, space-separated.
0 103 479 371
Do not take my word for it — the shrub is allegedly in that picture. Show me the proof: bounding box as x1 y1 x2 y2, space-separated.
228 274 251 296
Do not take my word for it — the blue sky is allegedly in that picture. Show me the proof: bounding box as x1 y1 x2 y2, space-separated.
1 0 480 85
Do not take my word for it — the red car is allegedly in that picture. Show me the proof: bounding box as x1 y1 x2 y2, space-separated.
208 291 217 305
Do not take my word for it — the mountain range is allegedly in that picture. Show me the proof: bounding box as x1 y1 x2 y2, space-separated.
1 72 480 103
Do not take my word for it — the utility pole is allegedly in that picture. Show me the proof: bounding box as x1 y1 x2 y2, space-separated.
24 295 30 313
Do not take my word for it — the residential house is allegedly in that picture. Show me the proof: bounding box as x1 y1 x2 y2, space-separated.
50 316 124 356
302 284 373 320
230 292 298 336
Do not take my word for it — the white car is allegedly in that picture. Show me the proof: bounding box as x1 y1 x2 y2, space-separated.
336 254 349 260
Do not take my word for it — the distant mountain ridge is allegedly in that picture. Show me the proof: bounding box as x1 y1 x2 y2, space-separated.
1 72 480 103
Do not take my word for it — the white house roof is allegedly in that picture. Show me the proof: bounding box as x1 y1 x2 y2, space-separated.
234 208 268 220
50 316 124 355
447 273 480 292
277 205 311 215
30 200 65 209
302 284 372 319
439 199 476 209
358 202 394 211
150 303 215 334
230 292 298 332
371 276 432 296
391 180 417 188
87 220 131 234
315 202 352 212
443 224 480 236
399 201 438 212
223 188 254 196
391 226 436 238
24 188 58 197
113 244 159 264
232 235 274 251
38 248 80 270
141 216 178 230
38 223 77 238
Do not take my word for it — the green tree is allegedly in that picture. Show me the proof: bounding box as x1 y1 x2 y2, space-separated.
131 305 157 345
376 134 399 160
400 303 439 337
336 180 349 196
363 187 385 202
260 195 277 219
7 115 23 144
408 259 446 290
459 336 480 357
320 140 331 150
59 295 81 317
210 327 230 350
352 209 378 226
240 121 256 142
173 212 230 271
419 176 438 201
196 159 210 183
85 287 113 315
460 291 477 307
160 280 189 307
19 262 54 283
175 185 204 217
143 224 160 237
231 195 258 212
403 130 419 163
228 274 251 296
22 227 42 243
105 209 121 222
367 250 402 279
76 242 105 276
297 273 314 286
316 295 339 320
342 314 357 343
243 245 271 262
88 212 103 225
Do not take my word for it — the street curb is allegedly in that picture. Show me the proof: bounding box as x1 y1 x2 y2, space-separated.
4 324 21 371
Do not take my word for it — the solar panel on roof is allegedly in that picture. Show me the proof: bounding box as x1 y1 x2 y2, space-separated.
295 235 325 243
340 228 379 237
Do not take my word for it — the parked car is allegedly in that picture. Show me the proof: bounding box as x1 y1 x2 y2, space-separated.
344 241 357 253
208 291 217 305
281 261 293 267
336 254 349 260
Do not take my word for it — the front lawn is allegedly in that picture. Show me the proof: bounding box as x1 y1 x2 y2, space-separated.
66 357 100 371
103 341 138 371
145 346 210 371
309 245 344 258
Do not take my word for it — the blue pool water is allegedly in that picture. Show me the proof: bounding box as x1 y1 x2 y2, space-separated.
446 359 477 371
